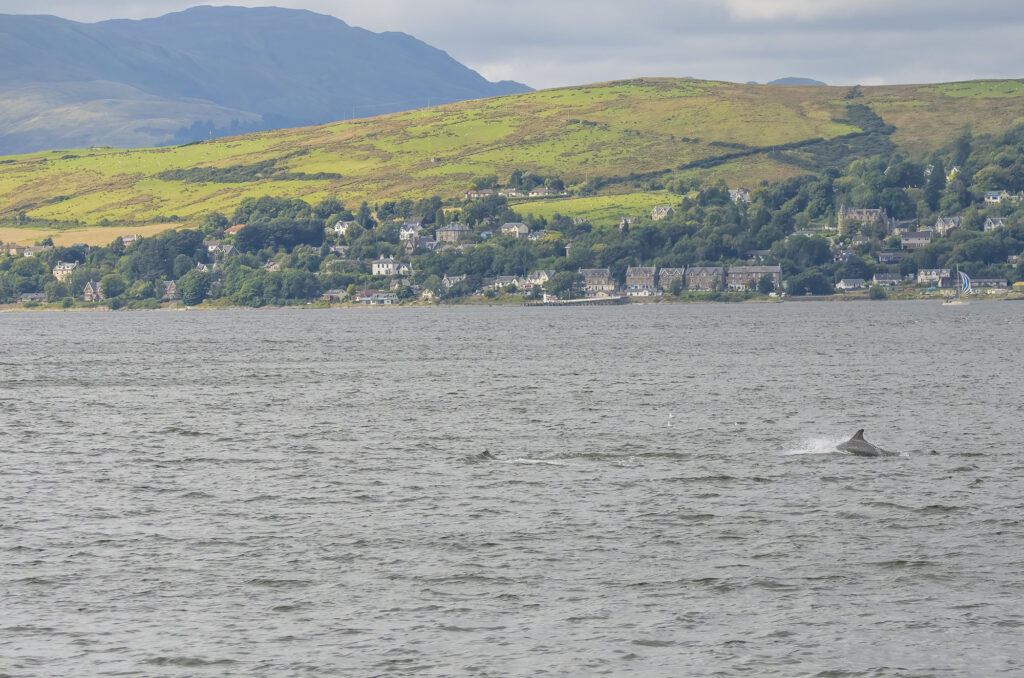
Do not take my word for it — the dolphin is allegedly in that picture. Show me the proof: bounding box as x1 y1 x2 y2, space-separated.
836 429 895 457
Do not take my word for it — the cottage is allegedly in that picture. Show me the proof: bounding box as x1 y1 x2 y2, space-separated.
901 231 933 250
651 206 675 221
984 217 1006 232
263 261 282 272
19 292 47 303
686 266 725 291
934 216 962 236
497 189 523 198
917 269 952 286
490 275 524 290
121 234 140 246
160 280 178 300
500 222 529 238
727 265 782 291
436 223 473 243
195 262 216 273
887 219 918 235
985 190 1011 204
657 267 686 292
744 250 771 262
83 281 103 302
972 278 1008 288
578 268 615 295
528 187 551 197
405 236 437 253
525 270 554 289
6 244 27 257
619 216 638 230
872 273 902 287
52 261 79 282
837 278 867 291
23 246 53 257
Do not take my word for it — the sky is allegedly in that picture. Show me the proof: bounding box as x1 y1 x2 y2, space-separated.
2 0 1024 89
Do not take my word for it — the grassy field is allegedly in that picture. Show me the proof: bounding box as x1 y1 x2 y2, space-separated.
1 223 178 246
2 77 1024 231
511 192 678 227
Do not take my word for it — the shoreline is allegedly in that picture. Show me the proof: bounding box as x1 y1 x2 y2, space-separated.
3 292 1021 313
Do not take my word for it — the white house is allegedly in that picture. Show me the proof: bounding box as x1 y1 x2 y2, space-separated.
372 256 399 276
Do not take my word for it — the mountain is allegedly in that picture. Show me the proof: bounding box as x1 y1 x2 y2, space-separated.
768 77 828 86
0 6 531 155
3 77 1024 227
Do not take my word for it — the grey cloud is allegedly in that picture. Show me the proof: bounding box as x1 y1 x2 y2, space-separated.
1 1 1023 88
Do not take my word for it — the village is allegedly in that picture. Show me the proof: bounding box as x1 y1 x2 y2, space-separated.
5 191 1024 308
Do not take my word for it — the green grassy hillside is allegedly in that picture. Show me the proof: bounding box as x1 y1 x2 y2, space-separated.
2 77 1024 227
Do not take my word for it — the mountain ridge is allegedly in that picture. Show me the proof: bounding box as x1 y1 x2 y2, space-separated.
0 5 531 154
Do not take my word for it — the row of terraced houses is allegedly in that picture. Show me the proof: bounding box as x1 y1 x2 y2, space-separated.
577 265 783 297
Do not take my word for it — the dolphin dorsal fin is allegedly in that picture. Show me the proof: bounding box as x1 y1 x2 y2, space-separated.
851 429 865 441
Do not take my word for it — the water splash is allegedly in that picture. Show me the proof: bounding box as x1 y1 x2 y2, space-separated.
781 438 842 456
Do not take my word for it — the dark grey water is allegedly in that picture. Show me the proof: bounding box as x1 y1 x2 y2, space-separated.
1 302 1023 677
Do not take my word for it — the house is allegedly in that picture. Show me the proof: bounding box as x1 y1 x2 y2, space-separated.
490 275 524 290
23 246 53 257
972 278 1008 288
872 273 902 287
833 249 856 262
729 188 751 204
368 292 398 305
657 267 686 292
216 244 238 257
195 262 215 273
578 268 615 295
159 280 178 300
726 265 782 291
121 234 140 246
83 281 103 302
838 205 887 234
886 219 918 235
984 217 1006 232
405 236 437 253
320 289 348 302
985 190 1011 204
625 266 657 296
744 250 771 262
934 216 962 236
225 224 246 236
500 222 529 238
619 216 637 230
436 223 473 243
329 245 349 257
901 231 933 250
6 244 27 257
837 278 867 290
52 261 79 282
525 270 555 289
372 256 399 276
263 261 282 272
19 292 46 303
877 251 907 264
651 206 675 221
205 240 224 253
526 231 545 241
465 189 498 199
528 187 550 197
399 222 424 241
1009 255 1021 265
686 266 725 291
497 189 523 198
442 274 467 290
852 234 870 246
917 268 952 286
405 216 426 228
332 220 356 236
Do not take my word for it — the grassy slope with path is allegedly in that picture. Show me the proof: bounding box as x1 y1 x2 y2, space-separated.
2 77 1024 234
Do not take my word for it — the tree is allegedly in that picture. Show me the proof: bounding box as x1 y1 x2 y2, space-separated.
924 160 945 211
178 270 210 305
669 277 684 296
868 285 888 300
544 271 581 298
172 254 194 279
100 273 127 299
757 274 775 295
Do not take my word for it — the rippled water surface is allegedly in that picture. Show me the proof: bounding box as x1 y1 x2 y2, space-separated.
2 302 1023 676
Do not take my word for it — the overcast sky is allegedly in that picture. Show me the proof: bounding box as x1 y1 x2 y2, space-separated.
2 1 1023 89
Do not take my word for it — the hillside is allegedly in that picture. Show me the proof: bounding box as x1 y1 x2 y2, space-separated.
3 77 1024 231
0 6 529 154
